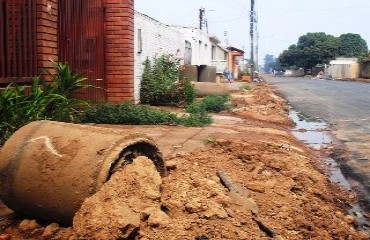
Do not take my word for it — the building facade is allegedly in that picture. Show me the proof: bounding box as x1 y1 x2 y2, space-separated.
0 0 135 102
134 11 228 101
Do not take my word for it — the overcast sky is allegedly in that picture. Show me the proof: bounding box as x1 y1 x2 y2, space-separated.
135 0 370 64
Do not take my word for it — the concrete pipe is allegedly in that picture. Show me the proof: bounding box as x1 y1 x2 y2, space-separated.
193 82 247 97
0 120 165 225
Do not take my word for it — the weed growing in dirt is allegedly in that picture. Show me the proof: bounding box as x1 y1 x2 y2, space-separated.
140 55 195 106
186 95 230 113
82 102 211 127
238 84 252 91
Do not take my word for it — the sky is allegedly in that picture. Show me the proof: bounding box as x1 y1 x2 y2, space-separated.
135 0 370 65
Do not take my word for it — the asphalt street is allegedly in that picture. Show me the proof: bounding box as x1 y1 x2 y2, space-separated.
264 75 370 205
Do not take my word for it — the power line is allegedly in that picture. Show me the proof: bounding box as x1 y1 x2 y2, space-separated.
208 13 245 24
214 0 247 11
250 0 255 80
263 6 370 13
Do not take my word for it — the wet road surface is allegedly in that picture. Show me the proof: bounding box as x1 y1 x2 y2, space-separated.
264 75 370 206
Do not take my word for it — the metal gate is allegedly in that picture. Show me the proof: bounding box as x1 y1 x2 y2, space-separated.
58 0 105 101
0 0 37 83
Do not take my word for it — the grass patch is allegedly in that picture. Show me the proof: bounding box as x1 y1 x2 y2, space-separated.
186 94 230 114
82 102 212 127
238 84 252 91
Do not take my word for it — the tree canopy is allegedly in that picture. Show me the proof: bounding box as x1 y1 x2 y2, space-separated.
278 32 369 69
339 33 368 57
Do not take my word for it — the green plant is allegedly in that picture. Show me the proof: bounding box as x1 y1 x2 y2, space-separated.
181 77 195 105
0 62 94 146
186 94 230 113
140 54 195 106
238 84 252 91
49 61 95 98
82 101 211 127
358 52 370 63
0 78 64 146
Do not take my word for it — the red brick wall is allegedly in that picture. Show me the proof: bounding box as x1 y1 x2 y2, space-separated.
33 0 134 101
105 0 134 102
36 0 58 80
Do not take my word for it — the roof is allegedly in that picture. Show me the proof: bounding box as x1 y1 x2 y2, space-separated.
209 35 220 44
227 46 245 53
330 58 358 65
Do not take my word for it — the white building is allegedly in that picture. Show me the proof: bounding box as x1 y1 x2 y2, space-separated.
134 11 228 102
134 12 185 101
171 26 228 72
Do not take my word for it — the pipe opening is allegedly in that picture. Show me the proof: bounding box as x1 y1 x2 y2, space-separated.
107 141 165 181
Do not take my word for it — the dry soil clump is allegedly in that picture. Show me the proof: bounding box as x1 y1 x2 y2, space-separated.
73 156 165 239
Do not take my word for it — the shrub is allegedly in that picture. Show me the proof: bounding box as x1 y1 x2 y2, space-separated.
0 78 65 146
0 62 92 146
50 61 95 98
238 84 252 91
140 54 195 106
82 101 211 127
186 94 230 114
180 77 195 105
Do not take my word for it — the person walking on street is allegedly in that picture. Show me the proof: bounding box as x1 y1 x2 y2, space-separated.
224 68 232 83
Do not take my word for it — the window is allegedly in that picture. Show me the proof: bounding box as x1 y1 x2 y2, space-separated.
184 41 192 64
137 29 142 54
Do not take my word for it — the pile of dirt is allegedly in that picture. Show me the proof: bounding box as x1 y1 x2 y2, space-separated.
135 137 366 239
0 82 368 239
231 84 292 126
73 156 165 239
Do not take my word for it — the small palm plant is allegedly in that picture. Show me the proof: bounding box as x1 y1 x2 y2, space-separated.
50 60 94 98
0 61 98 146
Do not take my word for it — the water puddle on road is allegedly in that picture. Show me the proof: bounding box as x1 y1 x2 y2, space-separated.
289 109 370 230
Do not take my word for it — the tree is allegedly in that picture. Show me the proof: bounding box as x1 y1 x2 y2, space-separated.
358 51 370 63
263 54 275 72
338 33 368 57
279 32 340 69
273 58 284 71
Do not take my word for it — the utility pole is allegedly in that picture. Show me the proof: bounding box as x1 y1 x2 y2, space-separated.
250 0 255 80
224 31 229 47
255 11 259 73
199 7 205 30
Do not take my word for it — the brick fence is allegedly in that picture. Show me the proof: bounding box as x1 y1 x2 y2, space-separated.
105 0 134 102
1 0 135 102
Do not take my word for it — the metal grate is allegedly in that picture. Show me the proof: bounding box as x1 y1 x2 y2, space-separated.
58 0 106 101
0 0 37 83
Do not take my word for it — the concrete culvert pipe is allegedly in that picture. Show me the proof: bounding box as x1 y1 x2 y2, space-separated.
0 120 165 225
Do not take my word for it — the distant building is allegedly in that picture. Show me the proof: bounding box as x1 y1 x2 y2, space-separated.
327 58 360 80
